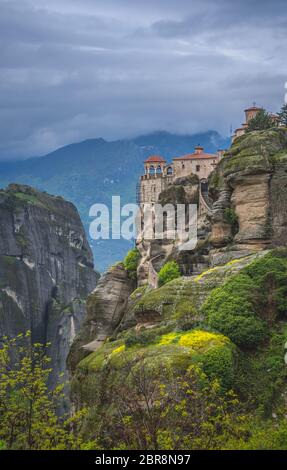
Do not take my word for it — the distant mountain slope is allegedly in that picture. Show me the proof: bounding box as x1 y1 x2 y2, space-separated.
0 131 230 271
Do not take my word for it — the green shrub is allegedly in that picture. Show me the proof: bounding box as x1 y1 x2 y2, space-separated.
202 274 267 347
224 208 238 226
246 109 275 132
124 330 154 347
244 251 287 318
202 251 287 348
123 248 140 280
0 440 6 450
174 300 197 330
124 324 173 348
233 326 287 415
158 261 181 286
201 345 234 390
277 103 287 127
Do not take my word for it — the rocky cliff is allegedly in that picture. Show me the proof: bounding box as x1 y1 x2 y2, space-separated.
209 128 287 263
68 263 134 372
70 248 287 447
69 128 287 448
137 128 287 283
0 184 98 390
136 174 204 286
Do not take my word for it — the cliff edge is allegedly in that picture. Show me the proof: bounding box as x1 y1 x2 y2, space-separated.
0 184 99 390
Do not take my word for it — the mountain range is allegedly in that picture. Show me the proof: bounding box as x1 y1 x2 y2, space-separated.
0 130 230 271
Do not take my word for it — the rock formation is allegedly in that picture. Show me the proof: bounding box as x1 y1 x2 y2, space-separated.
136 128 287 283
208 127 287 264
69 128 287 438
0 184 99 390
136 174 204 286
68 263 134 372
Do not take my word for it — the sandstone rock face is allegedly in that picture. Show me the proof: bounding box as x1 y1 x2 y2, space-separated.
209 185 232 247
209 128 287 260
136 175 201 285
0 184 98 389
68 263 134 371
231 173 271 246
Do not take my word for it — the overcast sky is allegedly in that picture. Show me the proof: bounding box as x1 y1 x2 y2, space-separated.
0 0 286 159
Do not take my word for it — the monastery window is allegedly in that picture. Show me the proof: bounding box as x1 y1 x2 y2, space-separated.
181 163 185 169
167 166 173 175
163 211 168 232
201 180 208 192
196 165 200 172
156 165 162 174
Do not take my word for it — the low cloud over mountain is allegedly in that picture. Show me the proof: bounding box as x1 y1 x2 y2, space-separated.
0 0 286 159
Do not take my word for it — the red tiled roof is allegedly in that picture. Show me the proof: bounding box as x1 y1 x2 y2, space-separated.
144 155 166 163
244 106 262 112
173 152 218 161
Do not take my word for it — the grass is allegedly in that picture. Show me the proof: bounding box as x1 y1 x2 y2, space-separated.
13 192 46 208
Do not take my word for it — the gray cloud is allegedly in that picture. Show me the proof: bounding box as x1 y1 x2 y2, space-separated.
0 0 286 159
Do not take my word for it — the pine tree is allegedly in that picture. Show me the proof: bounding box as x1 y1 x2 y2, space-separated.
278 103 287 127
246 109 274 132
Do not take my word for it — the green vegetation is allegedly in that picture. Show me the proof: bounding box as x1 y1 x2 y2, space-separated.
123 248 140 280
4 249 287 449
13 191 44 207
223 207 238 236
15 226 29 249
224 207 238 226
203 273 267 347
2 255 17 266
246 109 275 132
234 325 287 415
129 285 149 300
158 185 187 205
278 103 287 127
0 332 97 450
158 261 181 286
73 334 287 450
208 170 224 192
87 361 248 450
222 127 287 177
71 249 287 449
75 327 235 399
203 250 287 347
132 255 256 328
6 128 287 449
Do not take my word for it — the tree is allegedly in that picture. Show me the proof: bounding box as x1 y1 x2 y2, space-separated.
0 331 94 450
278 103 287 127
123 248 140 280
97 359 247 450
246 109 274 132
158 261 181 286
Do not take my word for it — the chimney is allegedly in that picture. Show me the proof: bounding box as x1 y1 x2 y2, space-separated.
194 145 204 154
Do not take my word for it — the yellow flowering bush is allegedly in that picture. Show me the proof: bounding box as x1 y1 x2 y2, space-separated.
159 330 228 351
110 344 125 356
159 333 179 345
178 330 229 350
